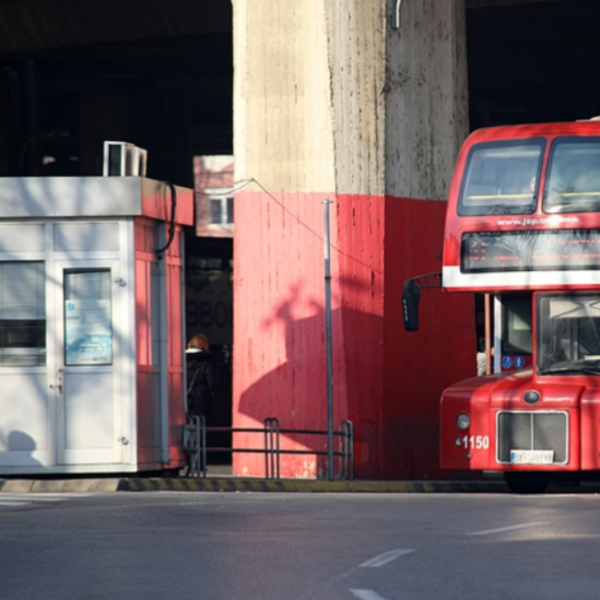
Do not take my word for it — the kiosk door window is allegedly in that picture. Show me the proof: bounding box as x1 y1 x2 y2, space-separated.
64 270 112 366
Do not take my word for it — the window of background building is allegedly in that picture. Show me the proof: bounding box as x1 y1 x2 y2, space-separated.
208 191 234 226
194 156 234 238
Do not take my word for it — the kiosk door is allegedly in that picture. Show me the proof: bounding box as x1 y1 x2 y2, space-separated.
54 261 123 465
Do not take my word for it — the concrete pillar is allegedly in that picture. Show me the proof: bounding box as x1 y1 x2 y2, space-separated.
232 0 475 479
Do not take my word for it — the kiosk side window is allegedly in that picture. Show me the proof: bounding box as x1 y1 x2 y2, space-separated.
0 261 46 366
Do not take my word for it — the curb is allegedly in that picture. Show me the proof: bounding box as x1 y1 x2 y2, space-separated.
0 477 507 494
0 478 122 493
3 477 599 494
0 477 508 494
118 478 509 494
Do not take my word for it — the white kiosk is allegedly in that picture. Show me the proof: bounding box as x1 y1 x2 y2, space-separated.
0 176 193 474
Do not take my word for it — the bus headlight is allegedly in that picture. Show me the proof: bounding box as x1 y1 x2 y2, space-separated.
456 413 471 430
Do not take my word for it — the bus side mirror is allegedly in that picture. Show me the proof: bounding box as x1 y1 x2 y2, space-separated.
402 279 421 332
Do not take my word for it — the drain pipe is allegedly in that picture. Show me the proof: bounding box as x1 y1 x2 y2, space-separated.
323 200 334 481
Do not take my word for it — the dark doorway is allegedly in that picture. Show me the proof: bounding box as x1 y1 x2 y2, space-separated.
185 236 233 464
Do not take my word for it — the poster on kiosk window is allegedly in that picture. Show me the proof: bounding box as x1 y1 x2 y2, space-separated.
65 300 113 365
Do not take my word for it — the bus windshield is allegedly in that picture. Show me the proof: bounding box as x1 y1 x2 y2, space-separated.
544 137 600 213
537 294 600 375
458 139 544 216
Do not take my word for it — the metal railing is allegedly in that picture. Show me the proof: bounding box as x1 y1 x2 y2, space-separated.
182 417 353 480
263 418 354 480
182 415 206 478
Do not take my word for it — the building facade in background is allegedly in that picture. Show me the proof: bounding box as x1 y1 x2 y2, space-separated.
194 155 234 238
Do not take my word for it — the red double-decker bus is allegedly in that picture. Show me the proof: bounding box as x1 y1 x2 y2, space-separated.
404 119 600 493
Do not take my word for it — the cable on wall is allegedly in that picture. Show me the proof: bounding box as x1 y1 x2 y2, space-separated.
156 181 178 258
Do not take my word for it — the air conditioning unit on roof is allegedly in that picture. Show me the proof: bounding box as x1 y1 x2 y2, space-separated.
102 141 147 177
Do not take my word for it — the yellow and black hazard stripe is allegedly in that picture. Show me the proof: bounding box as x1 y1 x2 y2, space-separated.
119 478 507 494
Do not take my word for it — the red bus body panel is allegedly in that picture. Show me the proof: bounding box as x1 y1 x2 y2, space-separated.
440 369 600 472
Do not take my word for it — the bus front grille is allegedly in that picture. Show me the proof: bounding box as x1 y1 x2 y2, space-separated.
496 411 568 464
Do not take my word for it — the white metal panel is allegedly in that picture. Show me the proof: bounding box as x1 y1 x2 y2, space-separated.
53 222 119 252
63 371 114 450
0 223 44 252
119 219 136 465
0 177 143 218
0 177 192 224
0 371 50 466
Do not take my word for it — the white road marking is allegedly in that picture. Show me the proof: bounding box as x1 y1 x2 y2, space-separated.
360 548 415 567
0 494 78 507
0 494 75 502
467 521 550 536
350 590 390 600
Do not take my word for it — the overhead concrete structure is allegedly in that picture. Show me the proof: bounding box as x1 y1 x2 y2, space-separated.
232 0 476 479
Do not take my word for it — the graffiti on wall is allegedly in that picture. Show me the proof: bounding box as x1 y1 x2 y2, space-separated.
186 269 232 346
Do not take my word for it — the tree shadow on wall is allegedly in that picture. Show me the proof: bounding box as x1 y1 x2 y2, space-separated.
235 278 391 479
0 431 46 476
236 274 477 480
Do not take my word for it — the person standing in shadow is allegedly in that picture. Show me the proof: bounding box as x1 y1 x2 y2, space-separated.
186 333 215 421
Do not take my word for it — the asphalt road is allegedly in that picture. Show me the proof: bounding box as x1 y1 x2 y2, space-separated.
1 491 600 599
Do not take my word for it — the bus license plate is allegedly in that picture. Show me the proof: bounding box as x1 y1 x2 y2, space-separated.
510 450 554 465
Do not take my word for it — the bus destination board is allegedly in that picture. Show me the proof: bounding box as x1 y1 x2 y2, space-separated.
462 229 600 272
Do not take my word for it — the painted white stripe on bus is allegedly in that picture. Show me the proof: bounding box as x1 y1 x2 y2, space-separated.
442 265 600 289
360 549 415 567
350 589 390 600
467 521 549 536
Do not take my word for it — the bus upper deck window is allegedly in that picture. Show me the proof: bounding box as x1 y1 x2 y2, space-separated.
544 137 600 213
457 139 545 216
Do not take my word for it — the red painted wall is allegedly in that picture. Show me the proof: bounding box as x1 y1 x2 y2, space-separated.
233 191 475 479
135 219 186 469
382 197 476 479
334 194 385 477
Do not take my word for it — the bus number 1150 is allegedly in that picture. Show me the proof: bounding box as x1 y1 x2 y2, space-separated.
461 435 489 450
